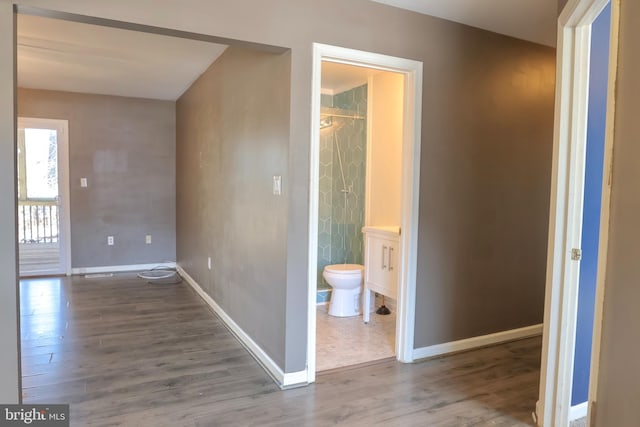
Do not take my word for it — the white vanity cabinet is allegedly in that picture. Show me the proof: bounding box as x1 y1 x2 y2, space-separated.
362 226 400 323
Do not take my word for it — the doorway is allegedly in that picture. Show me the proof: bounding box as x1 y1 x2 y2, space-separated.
570 2 611 421
537 0 619 425
17 117 71 277
307 44 422 383
315 62 403 372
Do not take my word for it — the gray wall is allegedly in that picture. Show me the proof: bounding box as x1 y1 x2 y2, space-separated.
176 47 290 369
415 33 555 346
0 3 19 403
595 0 640 425
0 0 556 376
18 89 176 268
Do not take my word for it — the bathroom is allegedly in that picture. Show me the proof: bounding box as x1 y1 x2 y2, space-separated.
316 61 404 371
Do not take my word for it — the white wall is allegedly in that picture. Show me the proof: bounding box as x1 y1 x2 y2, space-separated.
367 72 404 227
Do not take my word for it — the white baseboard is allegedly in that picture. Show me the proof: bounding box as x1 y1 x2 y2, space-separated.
282 370 309 388
569 401 588 421
176 265 307 389
412 323 543 361
72 262 176 275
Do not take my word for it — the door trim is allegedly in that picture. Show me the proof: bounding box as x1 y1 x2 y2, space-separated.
537 0 618 425
17 117 71 276
586 0 619 425
307 43 423 384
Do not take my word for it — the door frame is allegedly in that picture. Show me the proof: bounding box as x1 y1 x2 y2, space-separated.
17 117 71 276
537 0 619 425
307 43 423 384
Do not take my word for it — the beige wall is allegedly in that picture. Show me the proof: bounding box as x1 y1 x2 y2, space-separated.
18 89 176 268
0 0 556 377
367 72 404 227
558 0 569 14
176 47 291 369
595 0 640 425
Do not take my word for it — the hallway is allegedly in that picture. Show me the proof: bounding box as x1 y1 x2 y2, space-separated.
21 274 539 426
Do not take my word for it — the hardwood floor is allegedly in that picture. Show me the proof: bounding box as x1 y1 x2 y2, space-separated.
20 274 540 426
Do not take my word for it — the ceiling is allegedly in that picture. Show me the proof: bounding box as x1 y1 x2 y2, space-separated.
17 15 228 101
17 3 556 101
372 0 558 47
322 62 390 95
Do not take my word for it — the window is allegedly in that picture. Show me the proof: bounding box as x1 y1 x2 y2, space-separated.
17 128 59 201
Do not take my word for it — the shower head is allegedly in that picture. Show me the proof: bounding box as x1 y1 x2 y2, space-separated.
320 116 333 129
320 106 365 131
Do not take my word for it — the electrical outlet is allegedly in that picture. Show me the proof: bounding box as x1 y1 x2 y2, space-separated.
80 178 88 188
145 235 152 244
107 236 114 246
207 257 212 270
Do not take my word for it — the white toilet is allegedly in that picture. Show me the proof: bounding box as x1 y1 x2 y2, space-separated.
323 264 364 317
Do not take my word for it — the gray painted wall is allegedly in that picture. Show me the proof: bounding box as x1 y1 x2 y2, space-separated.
595 1 640 425
18 89 176 268
0 3 20 403
0 0 556 377
176 47 290 369
415 34 556 346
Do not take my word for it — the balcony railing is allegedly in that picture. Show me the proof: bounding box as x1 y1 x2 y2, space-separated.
18 200 59 244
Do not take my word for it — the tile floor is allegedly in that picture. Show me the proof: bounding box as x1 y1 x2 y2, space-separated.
316 301 396 371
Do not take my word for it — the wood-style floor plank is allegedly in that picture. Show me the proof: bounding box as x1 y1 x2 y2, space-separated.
20 274 539 426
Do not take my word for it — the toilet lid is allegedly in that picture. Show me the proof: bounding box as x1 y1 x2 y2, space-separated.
324 264 364 274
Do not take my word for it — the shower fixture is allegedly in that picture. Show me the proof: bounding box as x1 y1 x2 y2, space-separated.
320 106 365 129
319 103 367 264
320 116 333 129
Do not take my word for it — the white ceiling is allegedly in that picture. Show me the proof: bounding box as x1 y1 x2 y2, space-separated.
372 0 558 47
18 3 556 101
17 15 228 101
322 62 387 95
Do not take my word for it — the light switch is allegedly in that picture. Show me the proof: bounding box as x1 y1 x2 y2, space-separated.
80 178 88 188
273 175 282 196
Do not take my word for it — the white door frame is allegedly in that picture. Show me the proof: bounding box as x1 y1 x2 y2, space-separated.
307 43 423 384
537 0 619 425
17 117 72 276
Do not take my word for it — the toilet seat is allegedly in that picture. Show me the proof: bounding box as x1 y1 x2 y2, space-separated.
324 264 363 274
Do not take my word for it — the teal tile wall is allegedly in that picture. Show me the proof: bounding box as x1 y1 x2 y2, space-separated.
317 85 367 291
317 289 332 304
317 94 334 290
